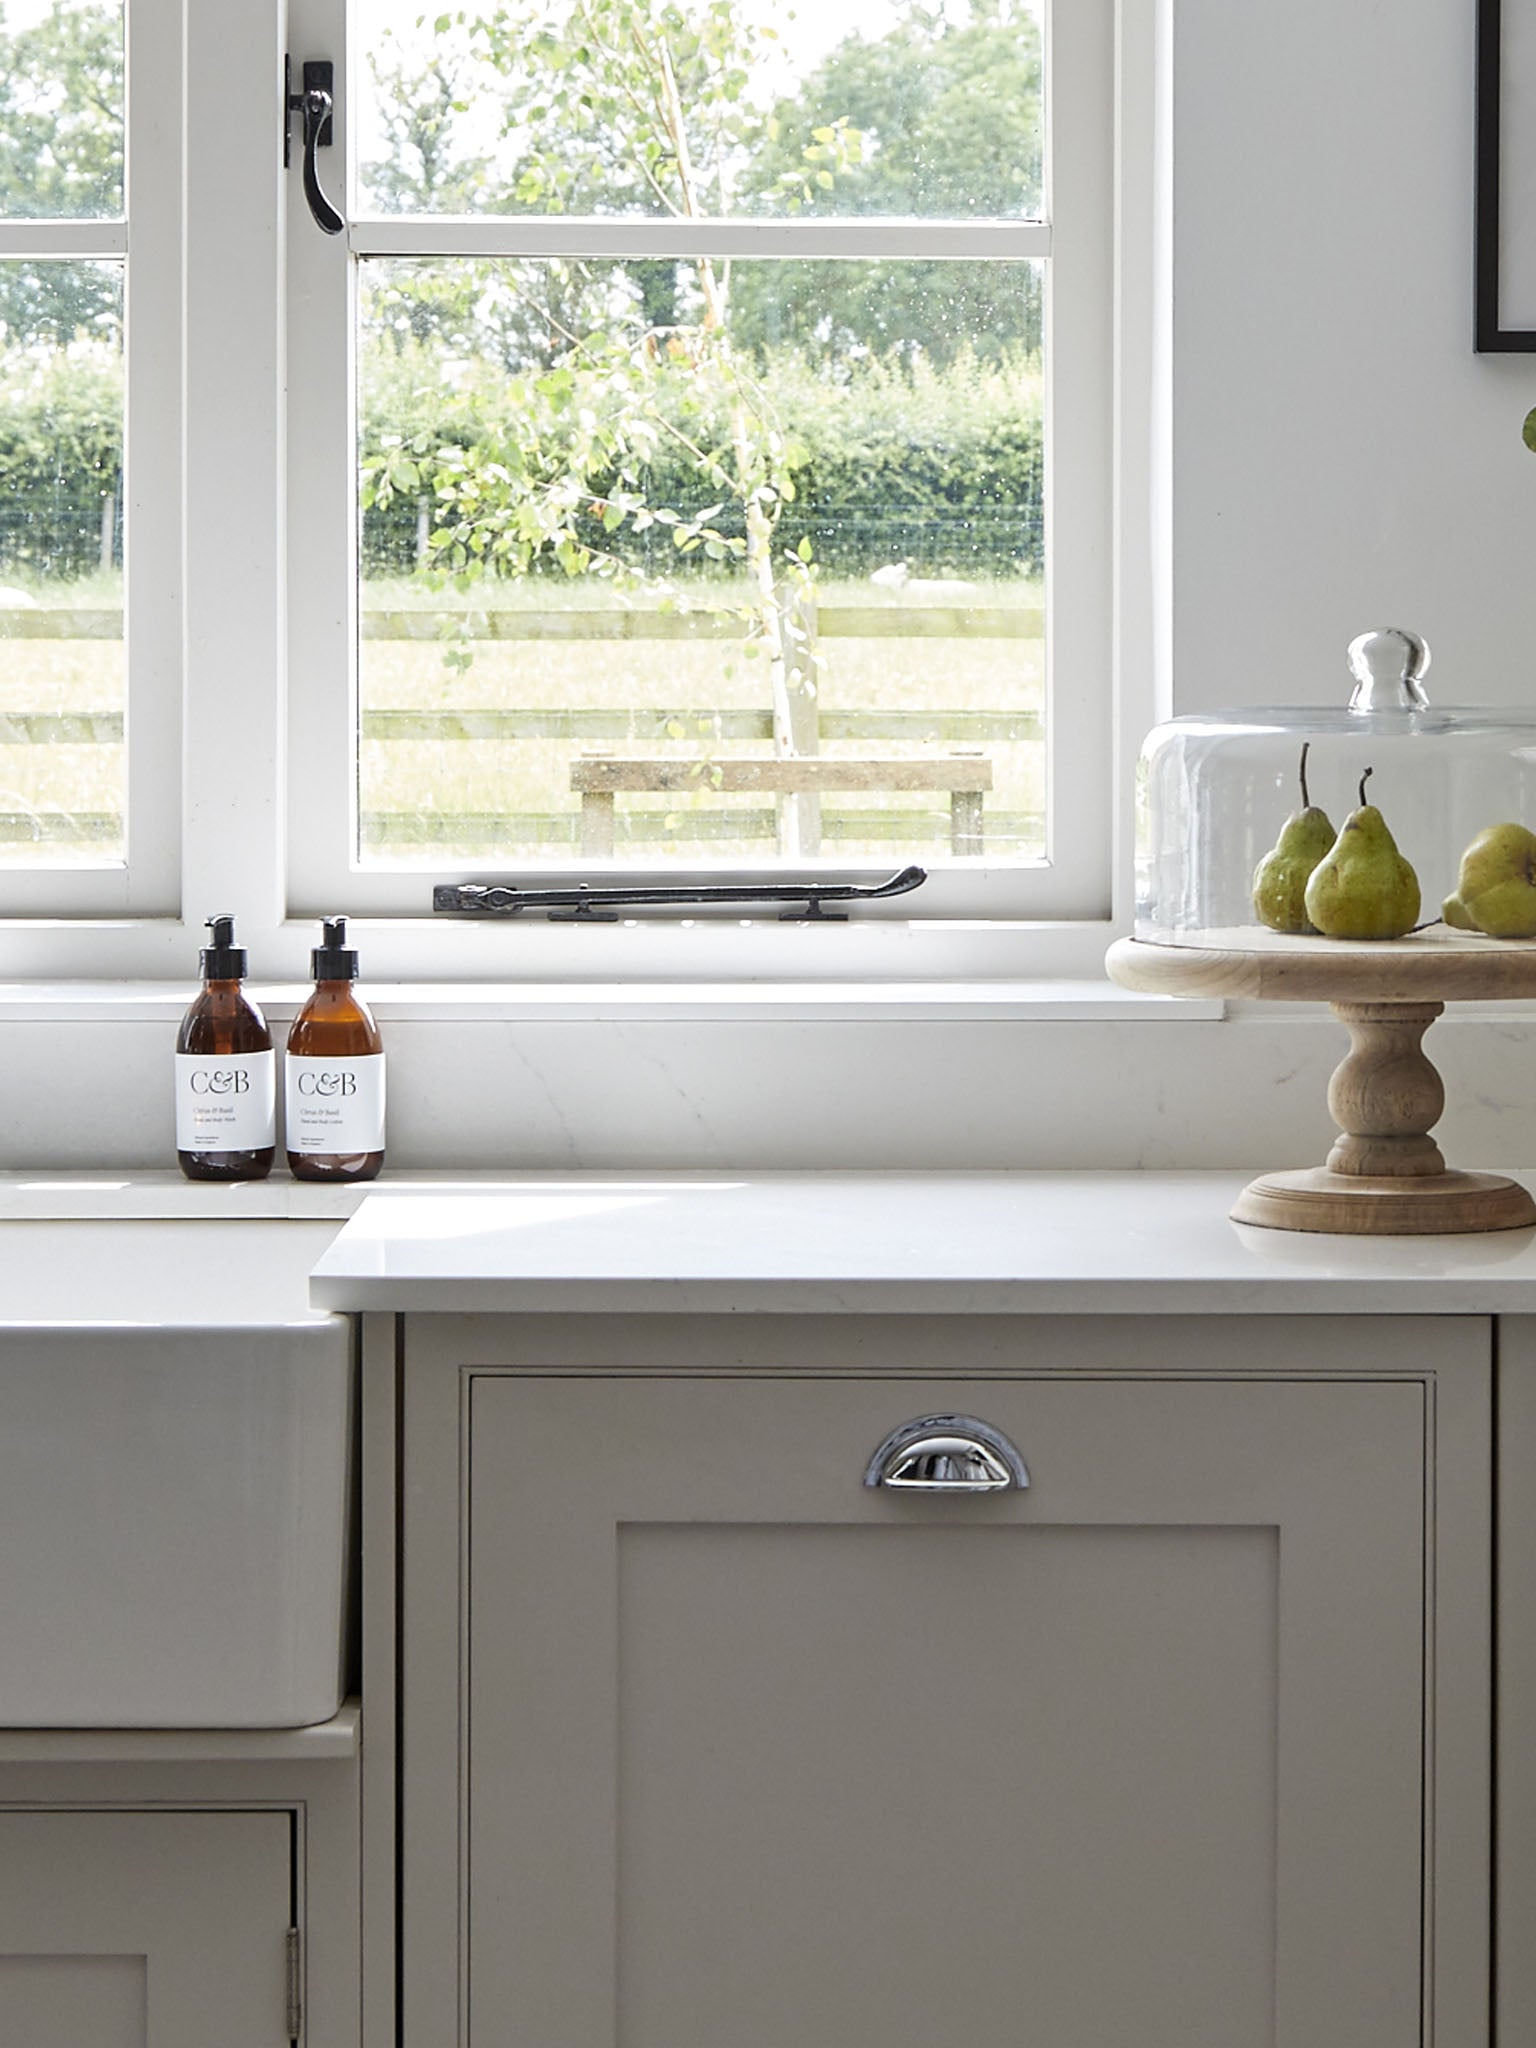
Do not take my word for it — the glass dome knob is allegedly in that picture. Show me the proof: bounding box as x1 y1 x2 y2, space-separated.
1347 627 1431 712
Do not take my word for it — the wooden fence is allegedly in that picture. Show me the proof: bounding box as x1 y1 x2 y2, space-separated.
0 605 1042 645
0 603 1044 851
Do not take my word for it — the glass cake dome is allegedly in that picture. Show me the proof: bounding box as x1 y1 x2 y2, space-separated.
1136 628 1536 945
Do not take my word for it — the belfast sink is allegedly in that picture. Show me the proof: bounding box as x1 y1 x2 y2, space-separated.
0 1220 352 1728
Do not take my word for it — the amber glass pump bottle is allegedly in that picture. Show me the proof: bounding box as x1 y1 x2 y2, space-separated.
174 915 276 1181
285 917 385 1183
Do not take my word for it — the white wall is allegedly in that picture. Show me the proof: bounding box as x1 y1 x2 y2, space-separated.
8 1003 1536 1172
1172 0 1536 714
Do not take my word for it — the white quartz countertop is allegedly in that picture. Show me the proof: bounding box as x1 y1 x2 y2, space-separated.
307 1170 1536 1315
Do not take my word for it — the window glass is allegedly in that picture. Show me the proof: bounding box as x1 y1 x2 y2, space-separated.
0 0 124 220
355 0 1043 222
0 257 123 867
357 254 1043 868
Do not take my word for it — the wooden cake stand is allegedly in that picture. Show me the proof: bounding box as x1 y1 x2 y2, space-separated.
1107 927 1536 1235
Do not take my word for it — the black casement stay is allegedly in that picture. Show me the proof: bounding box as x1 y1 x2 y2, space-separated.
284 56 344 237
432 865 929 922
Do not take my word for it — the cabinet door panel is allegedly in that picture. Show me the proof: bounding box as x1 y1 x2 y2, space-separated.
412 1371 1431 2048
0 1812 291 2048
1 1956 145 2048
616 1520 1275 2047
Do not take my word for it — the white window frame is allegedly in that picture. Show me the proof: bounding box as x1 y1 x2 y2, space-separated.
283 0 1133 966
0 0 182 919
0 0 1159 983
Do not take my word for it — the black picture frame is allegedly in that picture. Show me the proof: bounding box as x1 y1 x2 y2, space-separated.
1476 0 1536 348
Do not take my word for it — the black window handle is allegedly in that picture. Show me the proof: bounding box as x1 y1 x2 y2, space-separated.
285 57 344 237
432 865 930 923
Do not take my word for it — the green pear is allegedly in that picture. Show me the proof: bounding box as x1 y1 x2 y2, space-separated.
1252 743 1336 933
1451 822 1536 937
1303 768 1421 939
1443 891 1477 930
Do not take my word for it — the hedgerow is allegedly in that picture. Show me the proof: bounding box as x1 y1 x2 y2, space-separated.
0 348 122 577
360 338 1043 584
0 340 1042 584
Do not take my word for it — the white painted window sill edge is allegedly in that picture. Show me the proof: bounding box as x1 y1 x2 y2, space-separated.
0 1165 1222 1224
0 979 1224 1025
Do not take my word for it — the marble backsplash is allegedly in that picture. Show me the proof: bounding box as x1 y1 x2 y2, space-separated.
6 1002 1536 1173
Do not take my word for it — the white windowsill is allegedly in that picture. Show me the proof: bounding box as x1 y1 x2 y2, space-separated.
0 979 1224 1025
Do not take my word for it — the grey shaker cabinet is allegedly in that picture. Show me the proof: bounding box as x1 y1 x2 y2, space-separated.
0 1810 293 2048
0 1734 360 2048
397 1311 1492 2048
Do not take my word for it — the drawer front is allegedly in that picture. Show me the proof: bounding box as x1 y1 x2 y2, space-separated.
399 1325 1488 2048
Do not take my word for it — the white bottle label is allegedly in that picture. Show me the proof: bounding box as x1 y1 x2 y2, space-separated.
285 1053 386 1156
175 1049 276 1154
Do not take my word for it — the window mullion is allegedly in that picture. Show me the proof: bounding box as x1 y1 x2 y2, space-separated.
181 0 290 966
122 0 184 913
286 0 356 924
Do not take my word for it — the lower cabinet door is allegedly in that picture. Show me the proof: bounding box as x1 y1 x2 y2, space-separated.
407 1365 1457 2048
0 1811 293 2048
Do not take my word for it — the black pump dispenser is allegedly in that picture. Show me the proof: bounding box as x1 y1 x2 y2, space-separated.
177 913 275 1181
311 916 359 981
199 914 248 981
287 913 384 1182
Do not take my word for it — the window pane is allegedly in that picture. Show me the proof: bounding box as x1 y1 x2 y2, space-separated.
0 0 124 220
357 255 1042 869
0 258 123 866
355 0 1042 222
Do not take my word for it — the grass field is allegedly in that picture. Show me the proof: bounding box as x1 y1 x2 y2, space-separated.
0 572 1047 867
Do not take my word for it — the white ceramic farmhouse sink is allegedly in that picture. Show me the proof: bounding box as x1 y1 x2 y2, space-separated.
0 1220 352 1728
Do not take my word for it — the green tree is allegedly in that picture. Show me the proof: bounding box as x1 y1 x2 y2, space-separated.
365 0 846 833
0 343 121 574
377 0 856 359
360 19 650 373
463 0 842 216
732 0 1043 363
747 0 1040 219
361 32 492 215
0 0 123 345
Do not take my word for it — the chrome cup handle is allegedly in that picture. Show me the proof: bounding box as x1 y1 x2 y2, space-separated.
863 1414 1029 1494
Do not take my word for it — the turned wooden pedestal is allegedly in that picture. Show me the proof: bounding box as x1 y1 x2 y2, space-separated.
1107 931 1536 1235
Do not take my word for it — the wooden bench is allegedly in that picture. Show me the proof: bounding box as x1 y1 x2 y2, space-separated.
571 756 993 857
